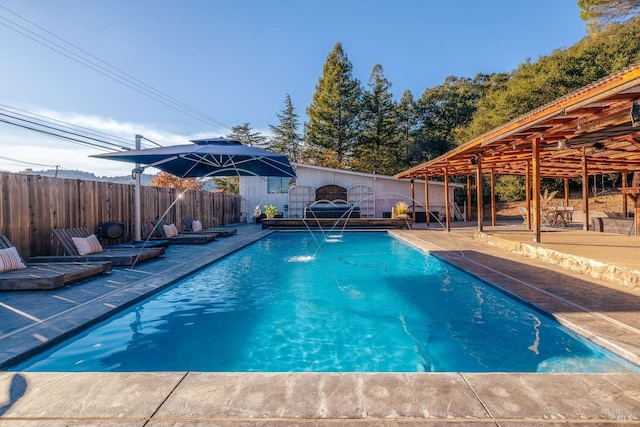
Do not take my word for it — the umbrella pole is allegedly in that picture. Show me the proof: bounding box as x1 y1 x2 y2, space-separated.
134 134 142 242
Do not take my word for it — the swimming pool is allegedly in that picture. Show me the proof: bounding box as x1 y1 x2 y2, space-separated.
14 232 639 372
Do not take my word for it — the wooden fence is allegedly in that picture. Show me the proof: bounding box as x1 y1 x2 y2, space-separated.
0 172 241 259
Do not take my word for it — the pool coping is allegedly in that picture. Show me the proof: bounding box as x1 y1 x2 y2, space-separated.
1 224 640 424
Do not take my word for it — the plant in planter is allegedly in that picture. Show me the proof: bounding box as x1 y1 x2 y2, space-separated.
263 204 280 219
394 201 409 218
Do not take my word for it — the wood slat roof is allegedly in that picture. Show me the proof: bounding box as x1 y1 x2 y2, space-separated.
396 62 640 179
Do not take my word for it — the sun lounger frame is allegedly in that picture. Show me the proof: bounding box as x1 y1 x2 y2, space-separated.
30 228 165 266
181 217 236 237
149 219 219 244
0 235 112 290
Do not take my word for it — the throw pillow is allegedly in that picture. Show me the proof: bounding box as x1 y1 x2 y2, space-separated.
163 223 179 238
72 234 104 255
0 247 27 273
192 220 203 232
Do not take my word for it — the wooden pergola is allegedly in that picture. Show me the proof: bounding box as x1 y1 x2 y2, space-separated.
396 62 640 242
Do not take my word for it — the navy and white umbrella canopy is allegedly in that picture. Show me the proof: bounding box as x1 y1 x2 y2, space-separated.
91 138 296 178
92 137 295 242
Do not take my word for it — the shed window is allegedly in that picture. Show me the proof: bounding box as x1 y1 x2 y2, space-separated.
268 177 295 194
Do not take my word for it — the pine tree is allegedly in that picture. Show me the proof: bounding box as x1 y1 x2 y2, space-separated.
268 94 302 162
305 42 362 167
396 90 418 170
228 123 267 148
353 64 399 175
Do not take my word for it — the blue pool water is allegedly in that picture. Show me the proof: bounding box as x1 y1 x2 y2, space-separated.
14 232 638 372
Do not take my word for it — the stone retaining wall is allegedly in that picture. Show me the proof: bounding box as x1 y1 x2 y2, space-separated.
475 231 640 290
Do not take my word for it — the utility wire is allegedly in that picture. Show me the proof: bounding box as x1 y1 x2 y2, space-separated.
0 155 60 168
0 104 135 149
0 111 131 151
0 117 117 152
0 5 232 133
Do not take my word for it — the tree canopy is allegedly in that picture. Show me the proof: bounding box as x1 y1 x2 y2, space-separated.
305 42 362 167
579 0 640 32
266 12 640 178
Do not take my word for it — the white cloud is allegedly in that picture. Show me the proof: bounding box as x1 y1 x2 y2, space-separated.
0 106 203 176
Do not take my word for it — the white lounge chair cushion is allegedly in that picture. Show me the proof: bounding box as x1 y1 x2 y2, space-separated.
163 223 179 238
192 220 203 232
0 247 27 272
72 234 104 255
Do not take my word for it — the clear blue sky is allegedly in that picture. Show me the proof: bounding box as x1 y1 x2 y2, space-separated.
0 0 588 176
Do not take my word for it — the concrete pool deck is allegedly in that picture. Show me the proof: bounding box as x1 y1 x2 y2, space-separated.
1 222 640 425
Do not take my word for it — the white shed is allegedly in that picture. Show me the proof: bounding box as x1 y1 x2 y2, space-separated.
239 163 464 223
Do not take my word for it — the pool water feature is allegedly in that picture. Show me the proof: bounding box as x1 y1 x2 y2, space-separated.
14 232 639 373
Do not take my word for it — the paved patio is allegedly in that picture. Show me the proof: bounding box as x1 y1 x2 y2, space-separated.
1 222 640 425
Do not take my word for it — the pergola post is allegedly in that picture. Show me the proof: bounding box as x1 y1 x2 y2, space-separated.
466 175 472 222
410 179 416 223
525 161 531 230
582 149 590 231
424 174 430 227
444 167 451 232
490 169 496 226
476 157 483 232
532 137 541 242
622 171 628 217
564 178 570 207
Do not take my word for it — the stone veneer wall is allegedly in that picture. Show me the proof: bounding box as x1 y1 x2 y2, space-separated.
475 231 640 291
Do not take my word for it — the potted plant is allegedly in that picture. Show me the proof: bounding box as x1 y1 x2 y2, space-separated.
394 201 409 219
263 204 280 219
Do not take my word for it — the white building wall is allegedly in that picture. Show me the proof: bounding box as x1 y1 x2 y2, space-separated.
240 165 461 222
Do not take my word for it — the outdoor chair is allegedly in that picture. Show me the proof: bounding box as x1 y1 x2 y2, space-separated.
30 227 165 266
0 235 112 290
149 219 218 244
181 217 236 237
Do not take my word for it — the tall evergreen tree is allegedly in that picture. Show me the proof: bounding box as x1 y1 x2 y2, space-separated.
228 123 267 148
396 90 419 169
305 42 362 167
353 64 399 175
268 94 302 162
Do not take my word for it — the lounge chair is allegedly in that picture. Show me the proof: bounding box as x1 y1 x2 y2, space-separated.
181 217 236 237
30 227 165 266
149 219 218 244
0 235 112 290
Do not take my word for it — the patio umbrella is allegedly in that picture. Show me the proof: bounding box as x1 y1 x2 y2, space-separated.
91 137 296 178
91 137 296 240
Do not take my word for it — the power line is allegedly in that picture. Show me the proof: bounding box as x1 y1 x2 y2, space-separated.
0 104 135 149
0 155 60 169
0 111 131 151
0 5 233 133
0 116 118 152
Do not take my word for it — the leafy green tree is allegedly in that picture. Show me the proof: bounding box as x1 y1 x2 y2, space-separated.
352 64 399 175
465 17 640 139
495 175 525 202
412 75 488 162
579 0 640 32
305 42 362 167
268 94 302 162
228 123 267 148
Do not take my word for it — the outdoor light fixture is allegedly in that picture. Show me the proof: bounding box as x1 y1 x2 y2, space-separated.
131 166 145 178
631 100 640 127
469 156 478 165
